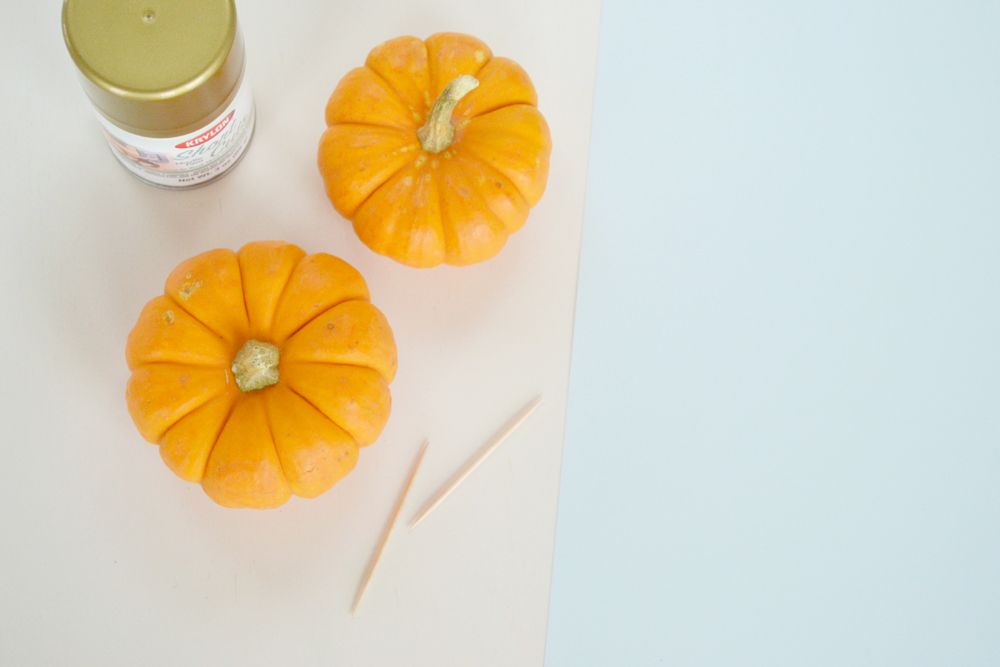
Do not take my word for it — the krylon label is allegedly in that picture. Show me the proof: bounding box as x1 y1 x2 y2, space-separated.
174 111 236 149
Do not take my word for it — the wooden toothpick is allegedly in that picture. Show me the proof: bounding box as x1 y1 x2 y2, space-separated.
351 439 429 616
410 396 542 528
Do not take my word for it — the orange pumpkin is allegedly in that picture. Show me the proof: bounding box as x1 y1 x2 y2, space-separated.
125 241 397 509
318 32 552 268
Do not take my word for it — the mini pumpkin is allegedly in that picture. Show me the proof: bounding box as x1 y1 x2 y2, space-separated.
125 241 397 509
318 32 552 268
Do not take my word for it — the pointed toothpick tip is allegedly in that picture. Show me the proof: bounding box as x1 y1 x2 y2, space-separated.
408 395 543 528
350 439 429 617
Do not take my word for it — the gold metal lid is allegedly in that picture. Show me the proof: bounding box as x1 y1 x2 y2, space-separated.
62 0 244 136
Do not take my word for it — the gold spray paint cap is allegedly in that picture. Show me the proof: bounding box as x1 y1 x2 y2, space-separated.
62 0 245 136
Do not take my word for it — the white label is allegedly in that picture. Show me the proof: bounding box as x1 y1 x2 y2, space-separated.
95 80 255 188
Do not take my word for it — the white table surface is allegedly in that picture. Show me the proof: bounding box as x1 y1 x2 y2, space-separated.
0 2 600 665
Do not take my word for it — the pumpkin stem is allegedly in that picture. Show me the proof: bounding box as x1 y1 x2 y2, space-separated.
232 339 280 392
417 75 480 154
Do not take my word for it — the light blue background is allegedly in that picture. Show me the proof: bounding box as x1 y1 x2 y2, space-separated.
547 1 1000 665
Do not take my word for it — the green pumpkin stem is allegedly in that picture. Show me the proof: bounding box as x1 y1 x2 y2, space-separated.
417 75 480 154
231 339 280 392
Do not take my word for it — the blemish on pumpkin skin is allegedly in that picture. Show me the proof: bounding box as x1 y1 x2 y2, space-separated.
414 155 427 169
474 50 487 64
163 310 175 325
178 280 202 300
